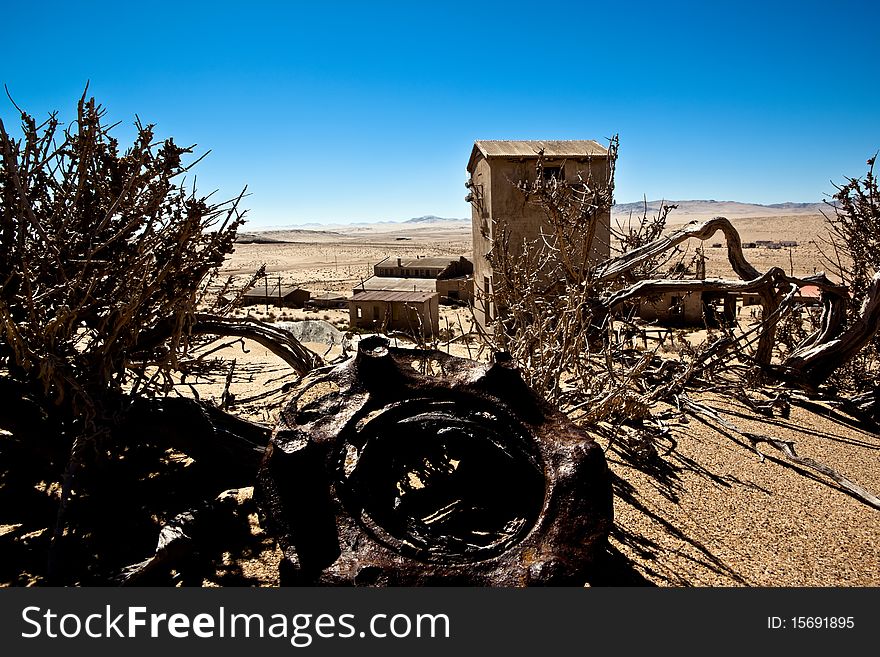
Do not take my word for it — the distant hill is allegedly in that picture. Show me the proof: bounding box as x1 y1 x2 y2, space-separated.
404 215 468 224
612 199 832 221
236 228 341 243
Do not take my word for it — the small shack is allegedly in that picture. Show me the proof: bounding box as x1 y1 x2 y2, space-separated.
349 290 439 337
308 291 348 309
241 283 310 308
639 290 736 327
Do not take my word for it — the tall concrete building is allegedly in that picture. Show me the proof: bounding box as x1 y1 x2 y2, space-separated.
466 140 612 327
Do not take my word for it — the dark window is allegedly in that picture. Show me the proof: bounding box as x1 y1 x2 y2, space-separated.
483 275 492 320
542 166 563 182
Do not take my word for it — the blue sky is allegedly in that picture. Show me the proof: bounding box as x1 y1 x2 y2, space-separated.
2 1 877 228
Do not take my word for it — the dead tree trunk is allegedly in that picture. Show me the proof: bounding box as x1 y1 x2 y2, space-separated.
782 272 880 386
190 314 324 375
595 216 761 283
133 313 324 376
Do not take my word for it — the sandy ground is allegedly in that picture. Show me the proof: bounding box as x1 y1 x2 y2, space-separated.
190 212 879 587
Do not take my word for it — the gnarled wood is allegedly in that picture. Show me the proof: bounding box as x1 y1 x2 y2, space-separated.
595 216 761 283
603 268 785 309
783 272 880 385
190 313 324 376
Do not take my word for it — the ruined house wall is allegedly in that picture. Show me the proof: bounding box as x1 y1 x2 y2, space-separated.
348 297 439 337
470 156 494 326
639 290 704 325
469 154 611 328
436 276 474 303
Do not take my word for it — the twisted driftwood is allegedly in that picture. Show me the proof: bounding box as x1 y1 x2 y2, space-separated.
595 217 860 374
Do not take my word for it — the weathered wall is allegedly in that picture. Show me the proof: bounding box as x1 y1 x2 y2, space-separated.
436 276 474 302
639 291 704 325
470 156 494 326
469 153 611 328
348 297 439 336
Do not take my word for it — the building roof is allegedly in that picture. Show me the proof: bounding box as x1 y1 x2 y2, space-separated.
310 291 347 300
377 256 467 270
355 276 436 293
349 290 437 303
242 284 309 298
468 140 608 171
402 257 460 268
797 285 822 298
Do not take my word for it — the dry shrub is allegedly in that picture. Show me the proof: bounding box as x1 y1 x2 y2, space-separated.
0 92 246 439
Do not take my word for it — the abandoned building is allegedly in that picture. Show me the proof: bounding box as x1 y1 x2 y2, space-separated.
635 252 739 327
435 276 473 303
466 140 612 327
307 291 348 309
354 276 436 295
369 256 475 303
374 255 472 279
639 291 737 327
241 282 311 308
348 290 440 336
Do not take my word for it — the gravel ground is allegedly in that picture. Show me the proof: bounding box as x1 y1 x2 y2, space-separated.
603 392 880 586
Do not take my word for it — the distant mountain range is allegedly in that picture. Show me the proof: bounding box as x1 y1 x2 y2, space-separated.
247 202 834 234
612 199 833 219
401 204 831 222
403 215 468 223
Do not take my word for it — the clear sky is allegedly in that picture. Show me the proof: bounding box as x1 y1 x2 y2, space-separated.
2 0 877 228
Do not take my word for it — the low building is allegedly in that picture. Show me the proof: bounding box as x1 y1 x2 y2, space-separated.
349 290 439 337
374 256 473 279
353 276 436 295
354 274 474 304
640 290 736 327
308 291 348 309
241 283 310 308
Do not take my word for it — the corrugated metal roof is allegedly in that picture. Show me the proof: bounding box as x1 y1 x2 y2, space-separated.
242 284 309 298
356 276 436 293
350 290 437 303
468 140 608 172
